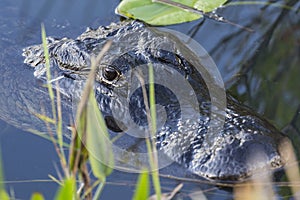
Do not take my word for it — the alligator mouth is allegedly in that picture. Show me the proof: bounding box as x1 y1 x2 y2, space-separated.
201 156 285 182
202 136 288 182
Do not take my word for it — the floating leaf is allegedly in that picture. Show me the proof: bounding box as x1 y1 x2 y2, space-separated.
116 0 227 25
193 0 227 11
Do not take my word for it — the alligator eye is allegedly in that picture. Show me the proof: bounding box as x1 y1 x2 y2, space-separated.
103 66 119 82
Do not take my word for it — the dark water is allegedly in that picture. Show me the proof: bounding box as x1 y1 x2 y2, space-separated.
0 0 299 199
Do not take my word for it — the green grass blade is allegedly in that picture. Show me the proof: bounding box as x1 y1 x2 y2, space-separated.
149 63 156 136
30 193 45 200
41 24 57 125
41 24 67 170
135 63 162 200
148 63 161 200
33 113 56 124
132 171 149 200
27 128 71 149
0 148 9 200
0 190 9 200
0 153 5 192
54 178 76 200
92 182 105 200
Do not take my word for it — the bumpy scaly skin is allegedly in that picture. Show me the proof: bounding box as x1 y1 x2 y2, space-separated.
23 21 288 181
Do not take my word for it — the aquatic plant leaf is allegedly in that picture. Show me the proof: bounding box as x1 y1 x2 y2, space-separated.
86 92 114 181
116 0 227 25
33 113 56 124
30 193 45 200
55 178 76 200
0 150 9 200
133 171 149 200
0 190 9 200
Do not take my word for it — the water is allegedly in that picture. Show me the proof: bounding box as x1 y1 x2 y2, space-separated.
0 120 58 199
0 0 299 199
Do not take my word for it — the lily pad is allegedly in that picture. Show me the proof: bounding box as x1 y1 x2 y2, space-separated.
116 0 227 25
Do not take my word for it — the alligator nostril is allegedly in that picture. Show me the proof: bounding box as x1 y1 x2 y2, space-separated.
270 155 283 168
244 142 270 170
244 141 285 173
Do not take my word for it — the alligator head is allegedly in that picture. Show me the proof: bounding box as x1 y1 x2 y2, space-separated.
22 21 289 181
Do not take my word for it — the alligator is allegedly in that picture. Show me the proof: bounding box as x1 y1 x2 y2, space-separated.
22 20 289 181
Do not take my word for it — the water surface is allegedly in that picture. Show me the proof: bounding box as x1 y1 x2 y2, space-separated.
0 0 299 199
